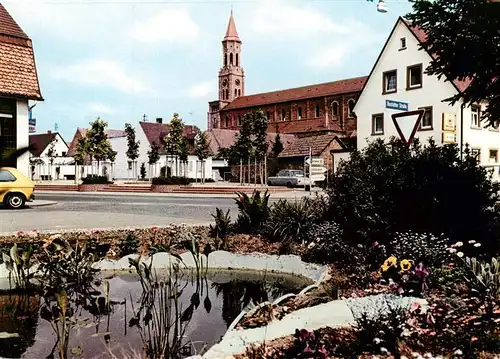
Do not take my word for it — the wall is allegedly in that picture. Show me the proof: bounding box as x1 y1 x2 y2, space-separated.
355 20 461 150
16 100 29 177
219 92 360 135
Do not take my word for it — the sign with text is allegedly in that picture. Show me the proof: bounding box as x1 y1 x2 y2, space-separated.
29 118 36 133
442 131 456 144
386 100 409 111
442 113 456 131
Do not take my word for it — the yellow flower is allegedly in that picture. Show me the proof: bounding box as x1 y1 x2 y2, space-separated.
381 256 398 272
400 259 414 272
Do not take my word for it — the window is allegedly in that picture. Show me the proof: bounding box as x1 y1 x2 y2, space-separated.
224 54 227 67
234 89 237 97
315 104 320 117
266 111 270 120
400 37 407 50
383 70 397 93
238 89 241 96
230 53 233 65
471 148 481 162
298 107 302 120
407 64 423 89
0 170 16 182
348 99 356 117
489 149 498 163
332 101 339 117
225 116 230 127
418 106 433 130
236 53 239 66
372 114 384 135
62 151 67 157
471 105 480 128
127 162 133 170
282 109 286 121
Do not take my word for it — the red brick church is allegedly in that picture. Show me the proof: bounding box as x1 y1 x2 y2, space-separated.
207 11 367 138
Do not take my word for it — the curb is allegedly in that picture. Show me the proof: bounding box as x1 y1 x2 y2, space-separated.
27 200 58 208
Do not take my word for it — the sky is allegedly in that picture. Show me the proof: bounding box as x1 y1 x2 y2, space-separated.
4 0 414 141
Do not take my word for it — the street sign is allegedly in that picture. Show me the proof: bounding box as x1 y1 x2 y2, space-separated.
305 157 324 166
392 109 425 145
310 166 327 174
386 100 409 111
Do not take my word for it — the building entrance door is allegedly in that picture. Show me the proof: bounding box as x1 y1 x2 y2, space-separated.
0 99 17 168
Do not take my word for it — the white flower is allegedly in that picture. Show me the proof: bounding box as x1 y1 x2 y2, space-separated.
380 347 388 354
468 240 476 244
456 252 464 258
454 349 463 356
448 248 457 253
373 337 381 344
454 241 463 247
474 243 481 247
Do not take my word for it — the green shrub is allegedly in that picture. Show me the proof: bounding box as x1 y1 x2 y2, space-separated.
209 208 232 250
265 196 326 242
234 190 270 234
81 175 112 184
327 137 500 254
151 176 215 185
118 233 139 257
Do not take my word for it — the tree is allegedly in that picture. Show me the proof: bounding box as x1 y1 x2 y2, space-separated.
195 130 211 183
406 0 500 127
179 137 190 178
124 123 140 179
252 110 269 184
327 137 500 254
85 117 114 176
46 137 57 181
147 141 161 178
164 113 185 176
140 162 146 180
271 133 284 158
230 113 254 183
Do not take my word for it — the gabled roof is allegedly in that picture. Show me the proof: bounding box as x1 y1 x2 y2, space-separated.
357 17 471 100
66 127 125 157
0 4 43 101
223 10 240 42
279 133 339 158
139 121 199 146
29 132 55 157
205 129 295 156
222 76 367 111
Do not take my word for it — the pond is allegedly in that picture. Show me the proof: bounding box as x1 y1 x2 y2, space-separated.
0 270 310 359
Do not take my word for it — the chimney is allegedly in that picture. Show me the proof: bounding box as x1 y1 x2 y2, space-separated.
156 118 163 124
47 130 52 135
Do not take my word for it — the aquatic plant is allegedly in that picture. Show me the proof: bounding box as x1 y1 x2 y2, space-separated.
1 243 35 290
209 207 232 250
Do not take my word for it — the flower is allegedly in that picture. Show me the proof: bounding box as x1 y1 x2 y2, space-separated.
151 226 158 232
456 251 464 258
448 248 457 253
411 301 422 312
372 241 379 247
400 259 413 271
454 241 463 247
474 243 481 247
468 240 476 244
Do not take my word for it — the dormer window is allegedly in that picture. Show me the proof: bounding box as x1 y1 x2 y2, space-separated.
400 37 407 50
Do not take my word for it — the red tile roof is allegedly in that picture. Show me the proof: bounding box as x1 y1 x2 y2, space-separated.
224 10 240 42
0 4 43 101
205 129 295 156
279 133 338 158
139 121 199 146
274 119 344 134
29 132 56 157
404 19 472 92
223 76 367 111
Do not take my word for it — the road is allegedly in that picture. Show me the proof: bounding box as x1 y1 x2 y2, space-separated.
0 192 303 234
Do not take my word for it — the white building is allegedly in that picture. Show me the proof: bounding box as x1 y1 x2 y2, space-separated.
29 131 74 180
355 17 500 179
0 4 43 176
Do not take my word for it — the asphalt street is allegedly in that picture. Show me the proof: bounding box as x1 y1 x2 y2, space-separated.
0 192 288 233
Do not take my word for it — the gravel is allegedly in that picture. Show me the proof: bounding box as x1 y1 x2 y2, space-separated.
345 293 427 321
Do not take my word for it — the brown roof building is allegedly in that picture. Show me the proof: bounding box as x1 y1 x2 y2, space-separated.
0 3 43 174
207 11 366 139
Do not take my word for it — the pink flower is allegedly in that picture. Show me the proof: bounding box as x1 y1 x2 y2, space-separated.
372 241 379 247
411 301 421 312
16 230 24 236
151 226 158 232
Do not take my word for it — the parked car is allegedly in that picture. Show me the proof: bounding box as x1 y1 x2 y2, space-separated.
267 169 311 188
0 167 35 209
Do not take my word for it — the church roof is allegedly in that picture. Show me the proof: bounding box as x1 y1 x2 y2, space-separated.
223 10 240 42
0 4 43 101
223 76 367 111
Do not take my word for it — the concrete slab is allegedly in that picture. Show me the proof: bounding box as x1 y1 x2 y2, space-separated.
26 200 57 207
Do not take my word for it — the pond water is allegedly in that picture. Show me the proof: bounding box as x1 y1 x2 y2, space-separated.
0 270 309 359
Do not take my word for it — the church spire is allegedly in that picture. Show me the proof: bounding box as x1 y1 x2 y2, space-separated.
224 10 240 42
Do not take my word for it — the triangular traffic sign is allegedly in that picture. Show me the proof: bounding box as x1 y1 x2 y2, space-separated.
391 110 425 145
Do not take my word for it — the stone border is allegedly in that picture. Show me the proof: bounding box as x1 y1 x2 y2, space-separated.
78 184 111 192
150 184 183 193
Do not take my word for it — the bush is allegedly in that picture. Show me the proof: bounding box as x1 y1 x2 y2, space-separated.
264 196 326 243
151 176 215 185
327 137 500 254
389 231 451 268
81 175 112 184
234 190 270 234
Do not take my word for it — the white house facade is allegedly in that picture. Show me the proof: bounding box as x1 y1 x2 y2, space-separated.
355 17 500 179
29 131 74 180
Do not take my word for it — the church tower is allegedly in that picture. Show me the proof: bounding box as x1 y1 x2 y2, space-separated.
208 10 245 130
219 10 245 104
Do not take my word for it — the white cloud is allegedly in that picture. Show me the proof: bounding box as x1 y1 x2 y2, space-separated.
308 45 348 68
52 59 148 94
248 0 350 40
187 81 213 98
87 103 121 115
130 8 199 43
